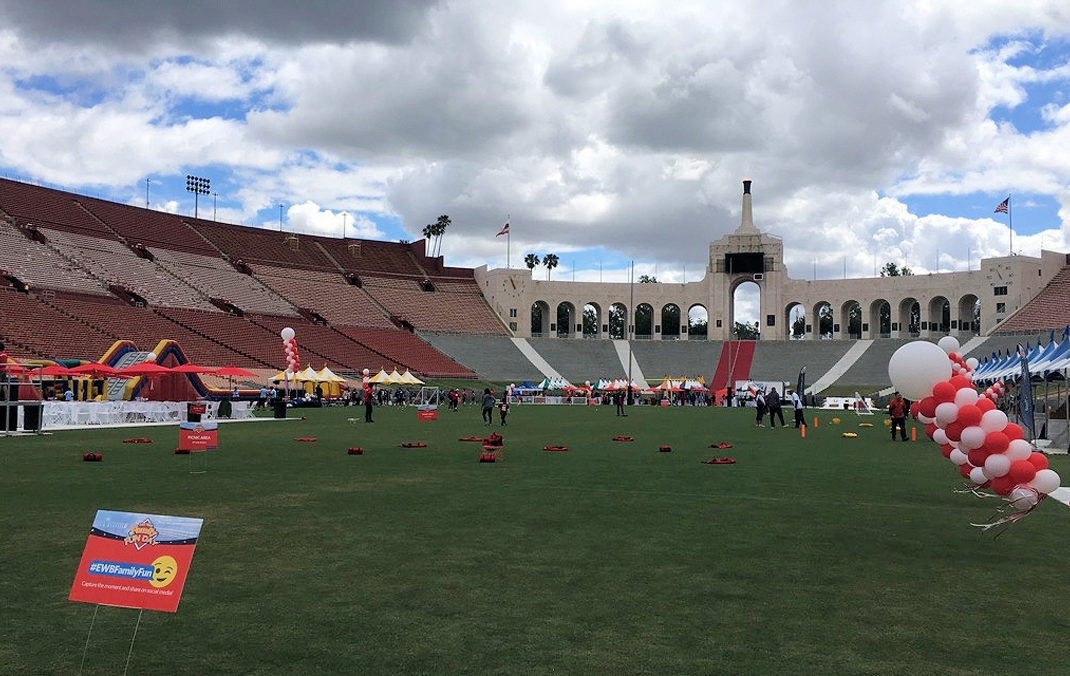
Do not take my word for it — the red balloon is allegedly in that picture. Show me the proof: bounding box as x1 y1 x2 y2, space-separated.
1008 460 1038 485
949 375 973 390
957 404 983 428
944 420 964 441
958 463 973 478
1003 423 1024 441
967 448 991 467
924 422 938 439
918 396 938 418
940 443 954 458
1028 452 1049 471
909 402 920 417
983 431 1010 454
989 475 1017 495
932 381 956 403
976 398 996 412
948 351 960 361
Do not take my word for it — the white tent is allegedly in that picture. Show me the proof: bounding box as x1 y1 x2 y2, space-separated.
400 369 424 385
369 368 392 383
537 376 572 390
388 368 403 384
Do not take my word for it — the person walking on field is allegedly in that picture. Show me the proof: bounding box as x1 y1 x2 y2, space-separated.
364 385 375 423
481 388 495 426
498 397 510 426
754 389 767 427
888 392 908 441
789 388 806 428
767 387 786 428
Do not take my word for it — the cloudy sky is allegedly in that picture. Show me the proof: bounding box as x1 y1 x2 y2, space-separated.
1 0 1069 290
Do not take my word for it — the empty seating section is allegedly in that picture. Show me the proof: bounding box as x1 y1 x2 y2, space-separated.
153 250 297 316
80 199 214 254
419 332 538 381
0 222 107 295
836 339 909 388
750 340 853 385
251 265 392 327
157 308 284 367
47 293 253 367
0 289 116 360
193 221 335 271
629 340 723 382
363 276 506 333
246 315 390 372
41 228 216 311
338 327 474 377
317 238 424 276
527 338 625 382
0 178 111 236
995 267 1070 334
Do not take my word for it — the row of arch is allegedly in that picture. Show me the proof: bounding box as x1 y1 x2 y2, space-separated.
528 292 982 340
531 301 710 339
784 294 981 339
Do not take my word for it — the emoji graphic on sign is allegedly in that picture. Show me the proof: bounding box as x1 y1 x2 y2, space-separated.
150 555 179 588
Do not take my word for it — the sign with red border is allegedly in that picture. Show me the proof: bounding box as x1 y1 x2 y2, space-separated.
69 510 203 613
179 421 218 451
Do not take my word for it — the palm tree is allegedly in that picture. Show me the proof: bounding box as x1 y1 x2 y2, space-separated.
524 253 540 271
543 253 559 280
422 215 451 257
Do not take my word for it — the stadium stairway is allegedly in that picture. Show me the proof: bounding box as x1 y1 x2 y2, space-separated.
628 340 721 386
523 338 622 384
710 341 756 392
749 339 852 388
419 332 542 382
808 340 872 394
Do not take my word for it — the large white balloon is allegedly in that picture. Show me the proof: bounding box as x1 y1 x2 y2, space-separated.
1006 439 1033 461
938 336 960 354
949 449 969 466
966 357 979 370
888 341 952 400
960 426 986 451
933 428 949 445
979 410 1009 434
969 467 989 485
1030 469 1061 495
983 453 1011 479
280 327 296 341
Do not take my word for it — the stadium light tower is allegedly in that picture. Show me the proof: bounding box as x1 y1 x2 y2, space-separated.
186 175 210 219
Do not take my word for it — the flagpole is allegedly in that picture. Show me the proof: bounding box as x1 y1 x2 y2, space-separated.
1009 196 1013 256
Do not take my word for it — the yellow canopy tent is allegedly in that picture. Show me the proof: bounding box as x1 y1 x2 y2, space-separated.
316 366 346 398
387 368 403 384
400 369 424 385
369 368 392 384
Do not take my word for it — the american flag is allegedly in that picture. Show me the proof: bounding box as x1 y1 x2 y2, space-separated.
994 197 1009 214
496 223 510 237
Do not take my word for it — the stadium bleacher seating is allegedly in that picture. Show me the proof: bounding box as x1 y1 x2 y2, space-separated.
79 198 215 254
419 332 537 381
154 250 298 316
994 266 1070 334
629 340 723 382
337 327 474 378
0 289 117 360
363 275 506 333
524 338 624 383
250 265 393 327
191 220 336 271
0 221 108 296
749 340 852 385
0 179 113 237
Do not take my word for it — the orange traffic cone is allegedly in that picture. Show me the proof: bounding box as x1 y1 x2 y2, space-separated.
911 426 917 442
813 417 819 428
800 425 806 438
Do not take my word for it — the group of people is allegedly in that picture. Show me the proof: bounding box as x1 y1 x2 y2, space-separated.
753 387 806 428
480 388 510 426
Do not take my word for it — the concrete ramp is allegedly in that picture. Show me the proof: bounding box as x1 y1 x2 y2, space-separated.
511 338 563 379
959 336 987 356
612 340 649 389
809 340 873 394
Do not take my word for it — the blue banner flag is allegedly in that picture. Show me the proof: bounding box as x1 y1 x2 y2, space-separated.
1017 343 1036 440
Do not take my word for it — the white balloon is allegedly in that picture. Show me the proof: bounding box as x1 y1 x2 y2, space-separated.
888 341 953 401
363 368 370 375
1029 469 1061 495
1006 439 1033 461
280 327 296 341
949 449 969 466
935 402 959 427
933 428 949 445
969 467 989 485
938 336 961 354
1007 486 1040 509
983 453 1011 479
953 387 978 406
979 410 1009 434
918 413 935 425
960 426 986 451
966 357 979 370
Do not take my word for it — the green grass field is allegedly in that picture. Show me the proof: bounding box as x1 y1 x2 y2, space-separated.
3 403 1069 675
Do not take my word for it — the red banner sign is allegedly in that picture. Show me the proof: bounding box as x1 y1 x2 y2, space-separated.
69 510 203 613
